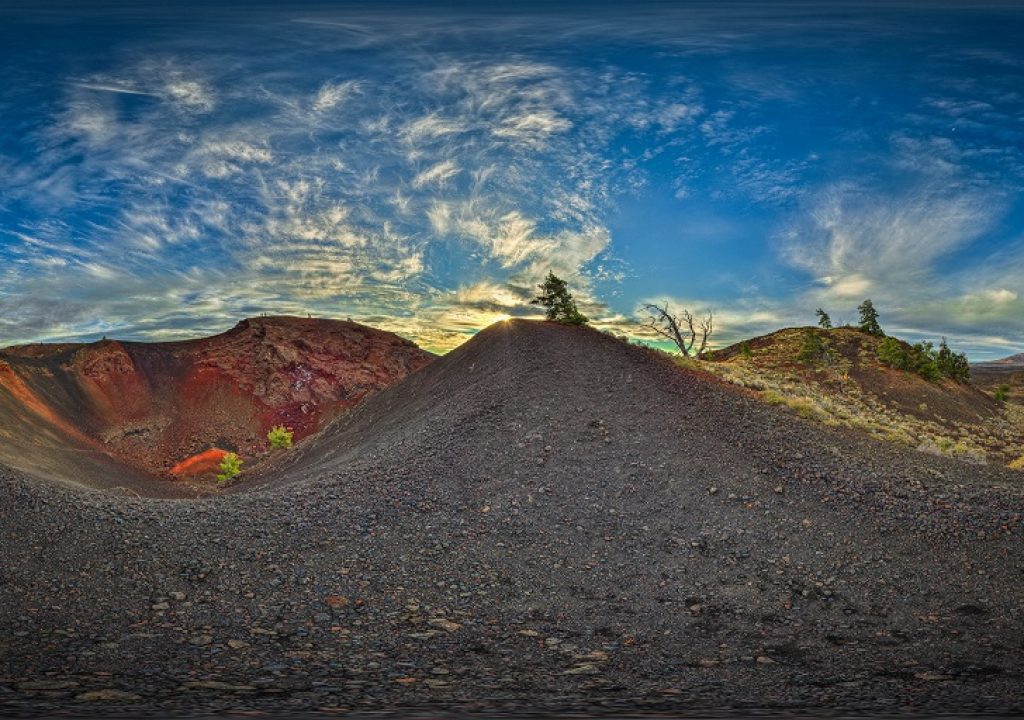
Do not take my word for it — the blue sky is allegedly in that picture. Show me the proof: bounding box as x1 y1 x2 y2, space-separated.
1 2 1023 357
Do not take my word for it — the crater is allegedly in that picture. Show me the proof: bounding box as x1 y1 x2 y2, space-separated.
0 316 433 495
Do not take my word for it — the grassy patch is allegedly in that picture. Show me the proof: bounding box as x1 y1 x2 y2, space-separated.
698 326 1024 466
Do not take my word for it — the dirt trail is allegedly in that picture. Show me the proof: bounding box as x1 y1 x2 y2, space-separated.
1 320 1023 716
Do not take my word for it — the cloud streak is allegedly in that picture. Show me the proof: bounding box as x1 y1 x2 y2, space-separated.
1 3 1022 358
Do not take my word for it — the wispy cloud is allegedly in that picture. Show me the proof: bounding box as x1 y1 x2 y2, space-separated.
1 3 1022 359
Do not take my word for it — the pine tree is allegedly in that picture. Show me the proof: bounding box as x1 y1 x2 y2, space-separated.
530 272 588 325
857 299 883 336
936 337 970 382
815 308 832 329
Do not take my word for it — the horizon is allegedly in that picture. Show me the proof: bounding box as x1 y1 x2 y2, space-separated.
2 2 1023 359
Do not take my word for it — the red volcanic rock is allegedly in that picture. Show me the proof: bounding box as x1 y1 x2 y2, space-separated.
170 448 231 478
0 316 433 480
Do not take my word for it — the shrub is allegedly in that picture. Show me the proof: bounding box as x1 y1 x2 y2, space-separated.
798 329 837 366
995 384 1011 402
531 272 588 325
216 452 243 483
878 337 911 370
267 425 293 449
911 341 941 382
878 338 942 381
739 340 752 359
935 337 970 382
1009 454 1024 471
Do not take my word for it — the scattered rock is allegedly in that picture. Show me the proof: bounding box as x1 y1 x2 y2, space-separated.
427 618 462 632
76 689 141 702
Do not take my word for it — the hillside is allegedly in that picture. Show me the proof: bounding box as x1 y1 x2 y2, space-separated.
0 316 432 492
705 327 1024 467
2 319 1023 715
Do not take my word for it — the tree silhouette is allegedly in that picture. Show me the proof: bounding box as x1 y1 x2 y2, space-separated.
531 272 588 325
857 299 884 336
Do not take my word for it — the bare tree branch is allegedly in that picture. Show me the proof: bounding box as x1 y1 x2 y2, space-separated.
642 303 714 358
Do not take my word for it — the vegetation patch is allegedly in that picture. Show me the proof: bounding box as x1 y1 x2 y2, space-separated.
703 325 1023 467
267 425 293 450
217 452 243 483
877 337 969 383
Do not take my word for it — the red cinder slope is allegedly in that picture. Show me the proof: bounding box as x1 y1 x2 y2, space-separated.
0 316 433 486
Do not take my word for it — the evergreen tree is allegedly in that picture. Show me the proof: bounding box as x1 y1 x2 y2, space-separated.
531 272 588 325
936 337 970 382
815 308 832 329
857 298 884 336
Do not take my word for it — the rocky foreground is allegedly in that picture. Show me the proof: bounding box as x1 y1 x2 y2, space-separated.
1 320 1023 717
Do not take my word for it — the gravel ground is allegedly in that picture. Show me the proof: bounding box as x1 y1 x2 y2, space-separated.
1 320 1023 717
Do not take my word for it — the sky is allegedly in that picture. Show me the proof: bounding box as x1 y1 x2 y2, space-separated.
1 1 1023 358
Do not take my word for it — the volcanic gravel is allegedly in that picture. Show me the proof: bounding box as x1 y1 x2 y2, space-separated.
1 319 1023 717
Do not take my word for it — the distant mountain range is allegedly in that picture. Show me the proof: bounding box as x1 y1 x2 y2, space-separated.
974 352 1024 367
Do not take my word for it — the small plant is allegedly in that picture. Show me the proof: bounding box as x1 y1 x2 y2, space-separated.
531 272 588 325
739 340 752 359
798 329 837 366
216 452 243 483
1009 454 1024 471
857 298 884 336
878 337 911 370
995 384 1011 402
267 425 293 449
815 308 832 329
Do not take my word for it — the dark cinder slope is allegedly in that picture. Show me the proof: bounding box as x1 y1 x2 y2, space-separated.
1 319 1023 716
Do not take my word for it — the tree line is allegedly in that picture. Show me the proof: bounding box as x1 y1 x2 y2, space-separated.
532 273 970 382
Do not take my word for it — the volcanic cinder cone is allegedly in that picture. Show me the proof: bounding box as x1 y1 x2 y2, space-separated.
1 319 1022 714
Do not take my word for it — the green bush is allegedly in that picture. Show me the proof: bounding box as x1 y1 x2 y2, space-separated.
995 384 1011 402
935 337 970 381
878 337 965 383
877 337 911 370
739 340 752 359
798 329 837 366
216 452 243 483
267 425 293 449
910 342 941 382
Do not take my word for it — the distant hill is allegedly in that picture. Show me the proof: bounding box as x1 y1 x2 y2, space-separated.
989 352 1024 366
705 327 1023 466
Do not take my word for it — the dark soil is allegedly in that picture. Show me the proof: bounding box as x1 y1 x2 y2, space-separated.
2 320 1023 717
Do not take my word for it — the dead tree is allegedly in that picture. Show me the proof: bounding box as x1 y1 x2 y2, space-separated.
643 303 714 358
